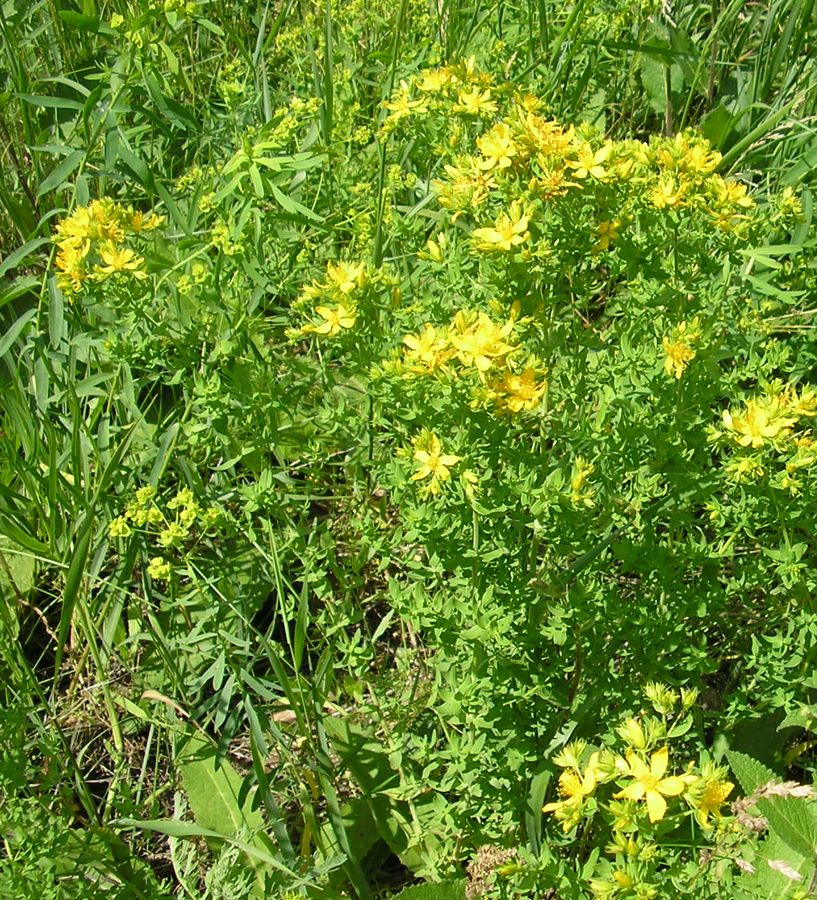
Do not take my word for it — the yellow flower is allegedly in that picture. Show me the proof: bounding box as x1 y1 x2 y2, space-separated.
544 763 598 809
616 718 647 750
472 202 530 252
452 88 498 116
416 68 452 93
782 385 817 418
55 243 88 292
460 469 479 501
606 799 637 832
108 516 132 538
722 398 796 448
651 175 684 209
168 487 195 510
159 522 187 548
693 778 734 829
663 338 696 379
95 245 147 279
681 687 699 709
384 81 428 121
543 751 603 832
325 260 366 295
129 209 165 232
723 455 765 482
593 219 620 252
302 303 357 337
54 210 92 247
488 366 547 413
515 113 573 158
683 143 721 175
449 311 516 373
644 680 678 714
434 161 496 218
569 141 612 179
712 176 754 210
589 870 634 897
424 235 445 262
147 556 171 581
570 456 596 508
614 747 687 823
402 324 451 375
656 132 721 175
88 199 126 243
477 122 517 171
410 431 461 495
552 740 588 770
135 485 157 506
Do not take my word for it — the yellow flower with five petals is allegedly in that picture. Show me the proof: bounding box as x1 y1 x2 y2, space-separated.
471 202 530 252
410 431 461 495
301 303 357 337
614 747 687 823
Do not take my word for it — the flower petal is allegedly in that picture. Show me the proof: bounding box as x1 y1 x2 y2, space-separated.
650 747 669 779
646 790 667 823
616 782 645 801
625 751 649 779
657 776 686 797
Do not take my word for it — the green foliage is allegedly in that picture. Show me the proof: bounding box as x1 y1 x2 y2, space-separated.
3 0 817 897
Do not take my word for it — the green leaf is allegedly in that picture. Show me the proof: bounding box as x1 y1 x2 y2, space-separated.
699 105 733 149
116 131 153 188
0 308 37 358
0 277 39 314
667 715 693 738
759 795 817 861
782 138 817 187
733 829 809 898
18 94 84 111
270 183 323 221
37 150 84 197
725 748 776 795
154 182 192 236
54 509 95 678
0 237 50 280
113 818 301 880
0 511 51 557
177 730 264 837
48 276 65 348
727 750 817 860
58 11 101 31
0 536 36 642
324 716 445 875
525 768 551 856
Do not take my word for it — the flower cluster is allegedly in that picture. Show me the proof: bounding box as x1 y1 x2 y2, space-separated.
289 260 370 338
543 684 736 898
380 55 494 136
393 309 548 417
381 60 759 243
53 200 163 294
107 485 221 581
712 382 817 491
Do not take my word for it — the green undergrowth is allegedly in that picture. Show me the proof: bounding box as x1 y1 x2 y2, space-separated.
4 0 817 897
